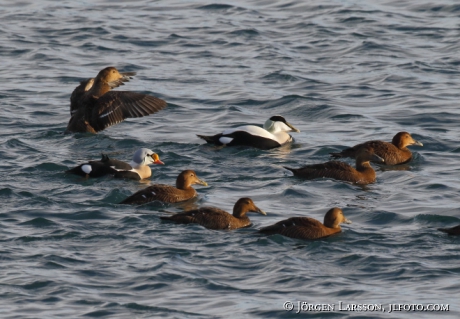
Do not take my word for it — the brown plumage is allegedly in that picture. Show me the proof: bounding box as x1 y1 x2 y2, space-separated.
259 207 351 240
438 225 460 235
160 198 267 230
120 170 207 205
284 147 384 185
330 132 423 165
66 66 167 133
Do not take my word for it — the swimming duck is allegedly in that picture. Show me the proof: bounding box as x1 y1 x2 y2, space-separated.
66 66 167 133
66 148 164 180
284 147 384 185
438 225 460 235
160 197 266 230
330 132 423 165
120 170 207 205
259 207 351 240
197 115 300 150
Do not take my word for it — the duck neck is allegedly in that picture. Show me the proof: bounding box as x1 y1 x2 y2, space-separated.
356 160 373 172
89 81 111 98
232 208 248 219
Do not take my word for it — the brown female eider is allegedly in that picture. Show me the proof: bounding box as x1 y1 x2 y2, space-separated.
330 132 423 165
160 197 266 230
66 148 164 180
66 66 167 133
197 115 300 150
438 225 460 235
284 147 384 185
259 207 351 240
120 170 207 205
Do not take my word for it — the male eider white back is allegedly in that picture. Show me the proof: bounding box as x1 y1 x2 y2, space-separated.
197 115 299 150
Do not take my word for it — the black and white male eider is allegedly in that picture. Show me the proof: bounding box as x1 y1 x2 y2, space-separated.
66 148 164 180
197 115 300 150
66 66 167 133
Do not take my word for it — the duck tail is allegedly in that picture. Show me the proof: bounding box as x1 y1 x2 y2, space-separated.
258 224 280 235
197 134 222 145
329 152 343 159
283 166 296 173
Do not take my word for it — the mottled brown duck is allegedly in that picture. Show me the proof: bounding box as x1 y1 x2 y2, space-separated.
160 198 266 230
66 148 164 180
284 147 384 185
66 66 167 133
120 170 207 205
438 225 460 235
330 132 423 165
259 207 351 240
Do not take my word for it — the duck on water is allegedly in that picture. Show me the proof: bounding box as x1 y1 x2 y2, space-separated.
66 67 167 133
161 198 267 230
197 115 300 150
66 148 164 180
259 207 351 240
330 132 423 165
120 170 208 205
285 147 384 185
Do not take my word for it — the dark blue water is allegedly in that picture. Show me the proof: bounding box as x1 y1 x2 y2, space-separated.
1 1 459 318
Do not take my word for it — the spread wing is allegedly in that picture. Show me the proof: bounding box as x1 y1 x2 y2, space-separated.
89 91 167 132
70 78 93 116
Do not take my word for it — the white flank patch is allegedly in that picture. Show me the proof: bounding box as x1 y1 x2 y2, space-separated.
219 137 234 145
151 191 156 195
81 164 92 174
142 195 146 198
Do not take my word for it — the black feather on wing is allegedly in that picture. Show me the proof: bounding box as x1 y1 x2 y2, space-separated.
70 79 93 116
90 91 167 132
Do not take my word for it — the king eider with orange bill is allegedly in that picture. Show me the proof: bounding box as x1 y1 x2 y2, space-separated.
66 148 164 180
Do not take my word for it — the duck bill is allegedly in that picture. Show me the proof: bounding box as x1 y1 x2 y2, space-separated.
343 218 352 224
152 154 164 165
287 122 300 133
255 206 267 216
197 178 208 186
412 140 423 147
121 71 136 77
371 153 385 163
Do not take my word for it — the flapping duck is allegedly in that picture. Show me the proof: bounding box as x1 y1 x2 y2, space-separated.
66 67 167 133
